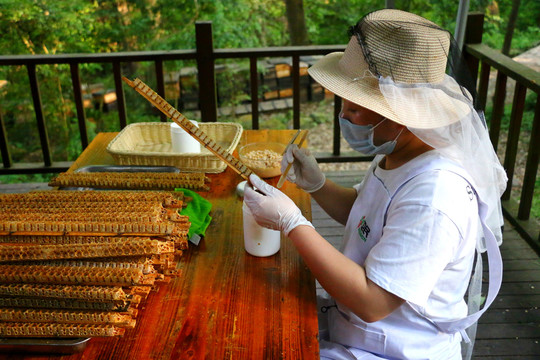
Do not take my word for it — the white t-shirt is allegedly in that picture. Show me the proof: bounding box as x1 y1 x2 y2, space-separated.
332 151 480 359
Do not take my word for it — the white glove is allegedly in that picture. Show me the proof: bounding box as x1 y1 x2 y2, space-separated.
243 174 314 236
281 144 325 193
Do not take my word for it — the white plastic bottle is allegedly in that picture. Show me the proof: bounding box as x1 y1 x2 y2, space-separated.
170 121 201 153
242 200 281 257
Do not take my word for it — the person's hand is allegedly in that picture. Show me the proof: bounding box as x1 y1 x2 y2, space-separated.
243 174 314 236
281 144 325 192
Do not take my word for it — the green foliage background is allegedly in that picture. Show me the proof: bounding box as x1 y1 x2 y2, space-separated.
0 0 539 218
2 0 538 55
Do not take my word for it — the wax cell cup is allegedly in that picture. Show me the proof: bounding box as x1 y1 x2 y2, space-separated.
170 121 201 153
236 180 247 197
242 200 280 257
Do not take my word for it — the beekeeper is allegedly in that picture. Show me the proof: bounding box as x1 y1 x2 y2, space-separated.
244 9 507 360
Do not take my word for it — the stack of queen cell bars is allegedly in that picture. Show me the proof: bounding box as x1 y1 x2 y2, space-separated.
49 171 211 191
0 190 191 338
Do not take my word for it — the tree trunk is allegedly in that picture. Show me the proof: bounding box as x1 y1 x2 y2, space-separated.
502 0 521 56
284 0 309 45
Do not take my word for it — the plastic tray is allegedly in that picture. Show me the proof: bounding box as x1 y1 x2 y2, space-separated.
0 337 90 354
61 165 182 190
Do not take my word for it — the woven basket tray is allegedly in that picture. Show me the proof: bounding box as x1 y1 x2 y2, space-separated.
106 122 243 173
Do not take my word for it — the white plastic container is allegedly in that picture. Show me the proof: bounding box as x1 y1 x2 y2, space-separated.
170 121 201 153
243 200 281 257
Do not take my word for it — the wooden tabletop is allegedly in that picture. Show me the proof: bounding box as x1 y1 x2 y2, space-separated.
3 129 319 359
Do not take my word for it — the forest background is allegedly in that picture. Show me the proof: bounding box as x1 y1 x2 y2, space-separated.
0 0 539 216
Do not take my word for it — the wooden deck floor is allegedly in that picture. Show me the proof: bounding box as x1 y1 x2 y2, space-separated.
1 173 539 358
314 171 540 359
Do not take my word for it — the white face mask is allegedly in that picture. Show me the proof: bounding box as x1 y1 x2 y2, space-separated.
339 116 403 155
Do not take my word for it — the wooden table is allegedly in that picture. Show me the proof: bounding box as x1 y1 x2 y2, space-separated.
3 130 319 359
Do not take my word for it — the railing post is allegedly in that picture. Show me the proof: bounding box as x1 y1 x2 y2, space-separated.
69 63 89 150
0 108 12 168
333 96 342 156
155 60 167 122
27 64 52 167
196 21 218 123
292 55 301 129
113 61 127 129
249 57 260 129
463 12 484 87
502 83 526 201
518 96 540 220
477 61 491 112
490 73 507 151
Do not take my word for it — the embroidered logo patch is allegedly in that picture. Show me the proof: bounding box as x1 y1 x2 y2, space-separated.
466 185 475 201
357 216 370 242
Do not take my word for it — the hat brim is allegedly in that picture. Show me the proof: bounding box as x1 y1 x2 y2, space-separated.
308 52 472 129
307 52 401 124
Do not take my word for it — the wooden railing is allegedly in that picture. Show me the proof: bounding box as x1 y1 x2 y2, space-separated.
0 14 538 245
464 13 539 249
0 22 354 177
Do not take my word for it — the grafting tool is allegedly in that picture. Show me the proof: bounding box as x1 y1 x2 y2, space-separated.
276 130 309 188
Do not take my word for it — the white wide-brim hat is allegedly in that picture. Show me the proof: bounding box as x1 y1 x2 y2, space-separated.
308 9 472 129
